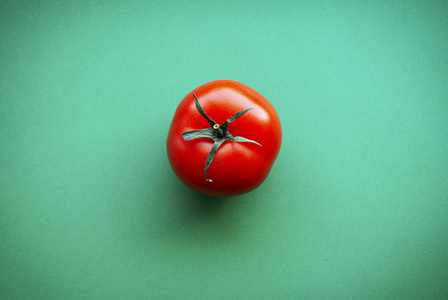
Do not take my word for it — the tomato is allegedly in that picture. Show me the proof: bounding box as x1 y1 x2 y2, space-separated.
167 80 282 197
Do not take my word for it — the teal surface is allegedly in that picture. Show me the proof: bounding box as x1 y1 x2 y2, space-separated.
1 1 447 299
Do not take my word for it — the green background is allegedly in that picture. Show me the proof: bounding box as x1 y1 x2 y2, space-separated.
1 1 447 299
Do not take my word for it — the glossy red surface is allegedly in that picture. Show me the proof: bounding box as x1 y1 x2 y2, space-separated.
167 80 282 197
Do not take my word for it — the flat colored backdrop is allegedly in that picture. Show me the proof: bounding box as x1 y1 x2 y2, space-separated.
1 1 447 299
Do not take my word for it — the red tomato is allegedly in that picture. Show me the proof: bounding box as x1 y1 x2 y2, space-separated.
167 80 282 197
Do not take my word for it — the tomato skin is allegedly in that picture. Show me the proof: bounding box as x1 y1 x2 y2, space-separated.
167 80 282 197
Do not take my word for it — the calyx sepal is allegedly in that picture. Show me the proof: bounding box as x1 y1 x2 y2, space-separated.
181 93 261 182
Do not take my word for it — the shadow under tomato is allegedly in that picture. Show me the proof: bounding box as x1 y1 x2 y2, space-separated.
183 188 228 213
164 174 254 239
170 180 236 222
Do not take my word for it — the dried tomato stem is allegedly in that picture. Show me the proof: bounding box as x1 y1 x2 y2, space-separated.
213 124 224 138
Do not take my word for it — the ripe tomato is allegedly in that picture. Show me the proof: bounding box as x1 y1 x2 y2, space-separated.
167 80 282 197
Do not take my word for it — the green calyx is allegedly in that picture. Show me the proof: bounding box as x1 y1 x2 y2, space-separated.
181 93 261 182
